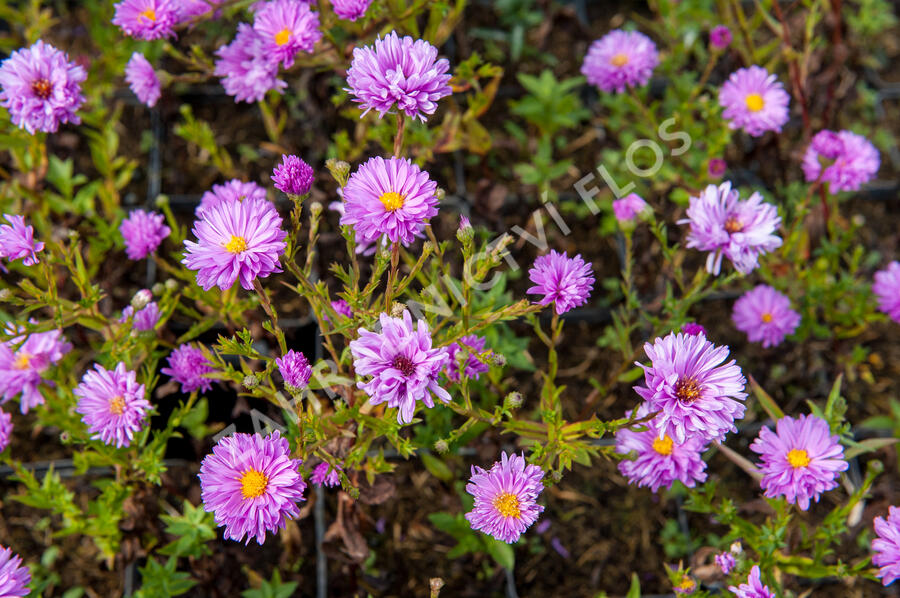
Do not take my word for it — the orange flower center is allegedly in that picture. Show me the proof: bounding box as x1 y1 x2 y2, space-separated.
274 28 291 46
724 216 743 233
13 353 32 370
493 492 521 518
675 377 701 403
761 312 773 323
745 93 764 112
109 395 126 415
378 191 405 212
610 53 629 67
787 448 811 468
224 235 248 254
676 576 696 592
240 469 269 499
139 8 157 22
652 435 674 456
31 78 53 99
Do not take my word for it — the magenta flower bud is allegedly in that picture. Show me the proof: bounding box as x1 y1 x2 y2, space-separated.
707 158 727 179
709 25 732 50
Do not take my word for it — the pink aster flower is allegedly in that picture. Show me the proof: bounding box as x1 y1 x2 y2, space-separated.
311 461 341 487
199 431 306 544
215 23 287 103
196 179 267 217
673 576 697 595
715 551 736 574
708 158 727 179
527 250 595 314
340 156 439 246
176 0 225 21
750 414 848 510
329 299 353 319
253 0 322 68
802 129 880 194
0 41 86 134
74 362 151 448
0 214 44 266
581 29 659 94
732 285 800 348
612 193 649 222
161 344 214 393
332 0 371 21
275 349 312 391
719 66 790 137
125 52 161 107
0 410 11 453
709 25 732 50
465 452 545 544
874 261 900 324
112 0 178 40
272 154 314 196
345 31 452 122
729 565 775 598
680 181 782 275
119 302 161 332
0 328 71 414
0 546 30 597
873 506 900 585
682 323 706 336
634 331 747 444
349 311 450 424
446 334 490 383
183 196 287 291
120 209 170 260
615 403 708 493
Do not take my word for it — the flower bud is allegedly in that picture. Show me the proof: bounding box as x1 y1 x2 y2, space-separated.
165 279 178 292
243 375 259 389
151 282 165 295
456 215 474 245
130 289 153 310
390 302 406 318
504 392 523 410
310 201 323 217
154 194 169 208
325 158 351 187
433 439 449 454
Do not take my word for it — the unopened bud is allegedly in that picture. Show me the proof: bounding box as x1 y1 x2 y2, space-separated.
550 470 562 483
325 159 351 186
487 352 506 367
243 375 259 389
310 201 323 217
131 289 153 310
422 241 435 255
434 439 449 454
0 289 11 302
154 194 169 208
390 302 406 318
434 187 446 201
504 392 523 409
151 282 165 296
429 578 444 596
456 215 474 244
165 279 178 292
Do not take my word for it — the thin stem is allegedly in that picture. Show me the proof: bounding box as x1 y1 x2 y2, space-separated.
384 242 400 310
393 113 405 157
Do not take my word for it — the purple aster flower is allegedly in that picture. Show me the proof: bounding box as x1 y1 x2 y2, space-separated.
732 285 800 348
729 565 775 598
873 506 900 585
340 156 439 246
253 0 322 68
0 328 71 414
581 29 659 94
874 261 900 324
176 0 225 21
112 0 178 40
0 214 44 266
802 129 880 193
120 209 170 260
349 311 450 424
0 546 30 597
311 461 341 487
199 431 305 544
0 410 11 453
615 403 708 493
330 299 353 319
215 23 286 103
125 52 161 107
682 323 706 336
0 41 86 134
275 349 312 390
446 335 490 383
708 158 727 179
715 551 736 574
345 31 452 122
196 179 267 217
74 362 151 448
709 25 732 50
634 331 747 444
119 302 161 332
272 154 314 196
183 196 287 291
526 250 595 314
333 0 371 20
680 181 782 275
719 66 790 137
612 193 649 222
161 344 214 393
750 414 847 510
465 452 545 544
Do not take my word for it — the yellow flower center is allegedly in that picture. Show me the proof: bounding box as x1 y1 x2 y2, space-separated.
676 576 696 592
224 235 248 254
240 469 269 499
139 8 157 22
675 377 701 403
493 492 521 518
761 312 773 323
274 28 291 46
787 448 811 468
378 191 405 212
13 353 32 370
724 216 743 233
652 435 674 456
109 395 125 415
610 53 629 67
745 93 764 112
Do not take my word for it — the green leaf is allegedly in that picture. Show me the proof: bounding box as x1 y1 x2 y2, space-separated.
420 452 454 482
749 375 784 420
242 570 299 598
626 573 641 598
484 537 515 571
